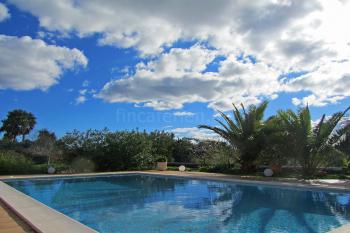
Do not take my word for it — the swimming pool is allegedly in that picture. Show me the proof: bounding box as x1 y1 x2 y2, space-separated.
4 174 350 233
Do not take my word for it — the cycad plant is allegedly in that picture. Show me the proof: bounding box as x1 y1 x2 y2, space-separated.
199 101 268 172
277 106 350 177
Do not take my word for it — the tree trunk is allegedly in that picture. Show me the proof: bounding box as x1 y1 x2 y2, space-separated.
22 134 25 142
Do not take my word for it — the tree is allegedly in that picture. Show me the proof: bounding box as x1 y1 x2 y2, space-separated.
199 101 268 172
193 139 232 167
0 109 36 142
172 138 194 163
30 129 58 165
257 115 295 169
277 106 350 177
37 129 56 141
149 130 174 161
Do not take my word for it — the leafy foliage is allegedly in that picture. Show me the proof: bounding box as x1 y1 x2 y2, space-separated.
59 129 175 171
172 138 194 163
0 151 36 174
149 130 175 161
30 129 60 165
1 106 350 178
0 109 36 142
193 139 232 167
199 101 268 172
277 106 350 177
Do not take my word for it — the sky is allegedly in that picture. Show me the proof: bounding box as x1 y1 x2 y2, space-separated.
0 0 349 139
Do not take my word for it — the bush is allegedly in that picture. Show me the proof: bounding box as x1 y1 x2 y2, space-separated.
0 140 32 155
0 151 37 174
193 140 233 167
59 130 157 171
97 131 154 170
172 138 194 163
199 164 235 174
149 131 174 161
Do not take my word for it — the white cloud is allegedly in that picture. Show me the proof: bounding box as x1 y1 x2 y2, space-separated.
0 3 10 22
168 127 219 140
97 45 280 110
286 60 350 107
8 0 323 58
9 0 350 108
0 35 87 90
79 89 87 95
311 116 350 129
75 87 96 105
75 95 86 105
173 111 195 116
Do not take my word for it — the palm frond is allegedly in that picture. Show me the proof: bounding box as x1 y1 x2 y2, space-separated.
232 104 244 130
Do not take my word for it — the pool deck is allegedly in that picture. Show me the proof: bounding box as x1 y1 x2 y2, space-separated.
0 170 349 233
0 201 34 233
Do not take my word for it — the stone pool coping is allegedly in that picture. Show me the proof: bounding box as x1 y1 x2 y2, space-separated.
0 170 349 233
0 182 97 233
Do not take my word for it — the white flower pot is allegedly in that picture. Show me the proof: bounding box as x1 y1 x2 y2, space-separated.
178 165 186 172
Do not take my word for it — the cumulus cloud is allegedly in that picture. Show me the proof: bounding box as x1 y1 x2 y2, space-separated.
0 35 87 90
97 46 280 110
286 60 350 107
9 1 337 62
0 3 10 22
9 0 350 108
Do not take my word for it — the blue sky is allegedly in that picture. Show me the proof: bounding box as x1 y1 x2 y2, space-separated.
0 1 349 138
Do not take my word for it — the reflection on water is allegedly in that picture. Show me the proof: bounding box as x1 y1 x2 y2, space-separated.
5 175 350 233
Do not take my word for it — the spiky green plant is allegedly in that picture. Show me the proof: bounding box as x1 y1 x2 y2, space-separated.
199 101 268 172
277 106 350 177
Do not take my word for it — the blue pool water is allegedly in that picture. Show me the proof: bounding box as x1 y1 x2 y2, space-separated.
4 174 350 233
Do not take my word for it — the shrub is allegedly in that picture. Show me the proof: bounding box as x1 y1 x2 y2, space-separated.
193 140 233 167
172 138 194 163
149 131 174 161
0 151 36 174
155 155 167 162
59 130 156 171
100 131 154 170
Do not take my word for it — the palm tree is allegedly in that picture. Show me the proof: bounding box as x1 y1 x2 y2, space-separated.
277 105 350 177
199 101 268 172
0 109 36 142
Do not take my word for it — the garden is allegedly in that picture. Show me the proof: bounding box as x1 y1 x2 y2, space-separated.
0 103 349 179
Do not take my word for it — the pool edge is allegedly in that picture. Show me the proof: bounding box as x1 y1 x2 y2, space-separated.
139 171 350 192
0 181 97 233
1 170 349 191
